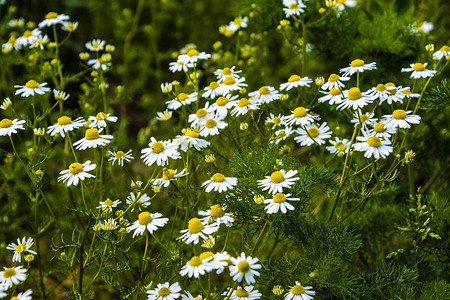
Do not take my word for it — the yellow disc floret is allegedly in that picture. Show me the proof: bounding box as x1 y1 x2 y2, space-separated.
367 136 381 148
45 12 58 19
138 211 152 225
238 98 250 107
392 109 407 119
15 244 27 252
351 59 364 67
307 127 320 138
216 96 229 106
199 251 214 260
237 261 251 273
222 67 232 75
236 288 249 297
210 204 225 218
115 151 125 159
188 218 204 234
360 114 369 122
271 171 284 183
288 74 301 82
189 256 203 267
375 84 386 91
187 49 199 57
205 119 217 128
162 169 176 180
212 173 225 182
209 81 219 90
25 80 39 89
223 77 236 85
291 285 305 295
330 87 341 96
177 93 189 101
273 193 287 203
185 130 199 138
334 142 347 152
293 107 307 118
374 122 386 133
0 118 13 128
328 74 340 82
103 199 114 206
3 268 16 278
69 163 83 174
413 63 425 71
95 112 108 121
273 117 281 124
347 87 362 100
289 3 299 9
258 86 271 95
196 109 207 118
57 116 72 125
23 30 33 38
85 128 100 140
158 287 171 297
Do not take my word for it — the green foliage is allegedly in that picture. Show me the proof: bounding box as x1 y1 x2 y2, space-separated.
422 79 450 111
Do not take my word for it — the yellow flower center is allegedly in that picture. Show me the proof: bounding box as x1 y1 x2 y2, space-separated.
205 119 217 129
273 193 287 203
375 84 386 91
158 287 171 297
351 59 364 67
103 222 115 230
293 107 307 118
288 74 301 82
233 18 243 26
238 98 250 107
25 80 39 89
11 297 19 300
374 122 386 133
138 211 152 225
209 81 219 90
330 87 341 96
367 136 381 148
210 204 225 218
177 93 189 101
194 297 202 300
3 268 16 278
258 86 271 95
189 256 203 266
236 288 249 297
57 116 72 125
187 49 199 57
216 96 229 106
23 30 33 38
212 173 225 182
360 114 369 122
222 67 232 75
188 218 204 234
196 109 208 118
347 87 362 100
8 36 16 45
385 83 397 95
151 142 165 153
402 89 412 95
291 285 305 295
103 199 114 206
412 63 425 71
0 119 13 128
199 251 214 260
289 3 299 9
91 43 100 50
185 130 199 138
223 77 236 85
45 12 58 19
328 73 340 82
95 112 108 121
15 244 27 252
307 128 320 138
237 261 251 273
440 45 449 52
334 142 347 152
273 117 281 124
85 128 100 140
115 151 125 159
162 169 176 180
69 163 83 174
392 109 407 120
270 171 284 183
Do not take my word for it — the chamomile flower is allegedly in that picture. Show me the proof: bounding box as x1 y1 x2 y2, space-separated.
336 87 374 110
38 12 69 28
156 109 173 121
188 103 214 127
182 292 203 300
73 128 113 150
97 198 121 212
264 193 300 214
326 137 351 155
284 2 307 18
2 36 19 52
85 39 105 51
366 84 390 102
226 17 249 32
214 66 242 82
294 122 332 146
433 45 450 60
0 118 25 136
126 192 151 211
169 59 194 73
87 57 111 71
202 173 237 193
198 204 235 226
350 109 377 130
61 21 79 32
258 170 299 195
382 83 405 105
166 92 198 110
88 112 118 128
210 95 238 118
47 116 85 138
225 285 262 300
1 98 12 110
58 160 96 187
175 130 210 152
382 109 421 130
271 126 295 144
280 74 312 91
53 89 70 101
12 289 33 300
178 49 211 64
334 0 357 10
249 86 280 104
199 116 228 137
14 80 50 97
321 73 350 90
151 168 188 187
108 150 134 166
229 253 261 284
180 255 214 278
216 76 248 96
282 107 315 126
401 63 436 79
16 29 41 48
230 97 260 117
0 266 27 289
127 211 169 237
178 218 219 245
202 81 221 99
285 282 315 300
29 34 49 49
354 134 393 159
101 218 118 231
141 137 181 166
318 88 345 105
340 59 377 77
208 251 231 274
147 282 182 300
365 121 396 141
400 88 420 99
6 237 36 263
266 113 285 129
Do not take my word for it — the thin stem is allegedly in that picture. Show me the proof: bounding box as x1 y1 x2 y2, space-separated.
135 232 150 300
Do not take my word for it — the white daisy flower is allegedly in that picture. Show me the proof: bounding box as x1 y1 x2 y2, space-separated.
47 116 85 138
216 76 247 96
126 211 168 238
266 113 285 129
285 281 315 300
336 87 374 110
321 73 350 91
0 118 25 136
294 122 332 146
226 17 249 32
2 36 19 52
101 218 119 231
14 80 50 97
108 150 134 166
225 285 262 300
58 160 96 187
326 137 351 155
202 173 237 193
350 109 377 130
210 94 238 118
280 74 312 91
151 168 188 187
178 218 219 245
335 0 357 10
340 59 377 77
126 192 151 211
258 169 299 195
264 193 300 214
365 84 390 103
199 117 228 137
61 21 79 32
13 289 33 300
229 253 261 284
156 109 173 121
0 266 27 289
178 49 211 64
214 66 242 82
400 87 420 99
16 29 41 48
318 88 345 105
1 98 12 110
6 237 37 263
401 62 436 79
188 103 214 127
433 45 450 60
141 137 181 166
53 89 70 101
147 282 182 300
180 255 214 278
166 92 198 110
209 251 231 274
230 97 260 117
73 128 113 150
202 81 221 99
96 198 121 212
354 134 393 159
365 121 396 140
169 60 194 73
249 86 280 105
198 204 235 227
88 112 118 128
85 39 105 52
160 82 173 93
29 34 49 49
382 83 405 105
271 126 295 144
87 57 111 71
38 12 69 28
284 2 306 18
382 109 421 130
282 107 315 126
174 130 210 152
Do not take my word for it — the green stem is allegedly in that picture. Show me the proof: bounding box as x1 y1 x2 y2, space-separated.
135 232 150 300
